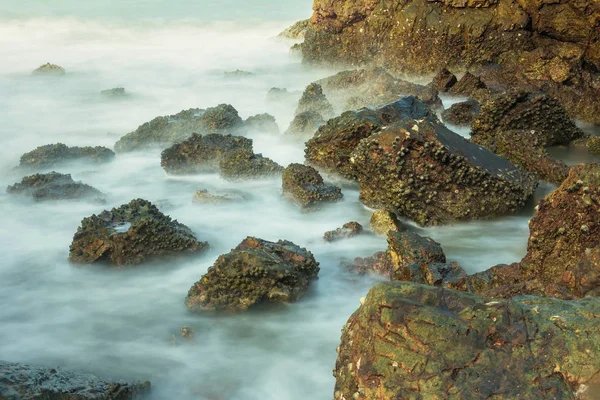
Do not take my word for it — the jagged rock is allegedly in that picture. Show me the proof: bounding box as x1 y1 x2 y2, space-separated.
114 104 244 152
32 63 65 75
185 237 319 312
448 72 488 97
284 111 325 137
100 87 127 97
244 113 279 134
323 222 363 242
282 163 343 209
349 97 537 226
223 70 254 78
160 133 252 175
588 136 600 157
0 360 150 400
219 149 284 181
294 83 334 118
192 189 243 205
429 68 457 92
441 99 480 126
19 143 115 170
369 210 403 236
69 199 207 265
333 281 600 400
279 19 310 39
7 172 105 203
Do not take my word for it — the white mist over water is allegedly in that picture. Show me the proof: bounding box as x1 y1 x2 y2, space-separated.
0 3 551 399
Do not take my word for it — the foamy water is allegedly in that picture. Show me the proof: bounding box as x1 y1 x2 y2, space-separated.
0 3 557 398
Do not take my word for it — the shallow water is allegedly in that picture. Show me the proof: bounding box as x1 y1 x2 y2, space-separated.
0 3 576 399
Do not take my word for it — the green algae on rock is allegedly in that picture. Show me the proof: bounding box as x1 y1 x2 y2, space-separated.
69 199 207 266
185 237 319 312
19 143 115 170
333 281 600 400
282 163 343 209
7 172 105 203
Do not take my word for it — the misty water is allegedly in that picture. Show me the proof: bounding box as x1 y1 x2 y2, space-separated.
0 2 593 399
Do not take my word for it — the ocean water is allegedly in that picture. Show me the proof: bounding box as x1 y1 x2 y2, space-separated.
0 2 562 399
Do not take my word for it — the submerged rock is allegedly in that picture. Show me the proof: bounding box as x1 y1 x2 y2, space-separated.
69 199 207 265
0 360 150 400
369 210 403 236
334 281 600 400
219 149 284 181
244 113 279 134
19 143 115 170
192 189 243 205
32 63 65 75
160 133 253 175
284 111 325 138
278 19 310 39
185 237 319 312
440 99 480 126
282 163 343 209
114 104 244 152
7 172 105 203
223 69 254 78
100 87 127 97
294 83 334 118
323 222 363 242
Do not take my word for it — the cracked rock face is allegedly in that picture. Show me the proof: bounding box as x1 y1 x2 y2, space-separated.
19 143 115 170
334 281 600 400
69 199 207 265
185 237 319 312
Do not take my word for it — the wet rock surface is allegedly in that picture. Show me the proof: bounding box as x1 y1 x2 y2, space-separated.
7 172 105 203
19 143 115 170
284 110 325 138
32 63 65 75
441 99 480 126
219 149 284 180
160 133 253 175
282 163 343 209
114 104 244 152
333 281 600 400
69 199 207 265
323 222 363 242
185 237 320 312
0 360 150 400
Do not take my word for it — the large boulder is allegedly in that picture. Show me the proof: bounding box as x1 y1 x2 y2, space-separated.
282 164 343 209
69 199 207 265
185 237 319 312
294 83 334 118
349 97 537 226
7 172 105 203
0 360 150 400
283 111 326 138
160 133 252 175
300 0 600 123
334 281 600 400
32 63 65 75
19 143 115 170
218 149 284 180
114 104 244 152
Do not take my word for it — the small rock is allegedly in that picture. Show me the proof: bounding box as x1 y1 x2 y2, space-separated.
224 69 254 78
100 87 127 97
19 143 115 170
244 113 280 134
284 111 325 137
219 149 284 181
282 163 343 209
323 222 363 242
192 189 241 205
180 327 193 339
32 63 65 75
7 172 105 203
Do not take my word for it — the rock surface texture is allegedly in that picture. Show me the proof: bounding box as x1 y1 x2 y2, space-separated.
19 143 115 169
323 222 363 242
7 172 105 203
219 149 284 180
282 163 343 209
185 237 319 312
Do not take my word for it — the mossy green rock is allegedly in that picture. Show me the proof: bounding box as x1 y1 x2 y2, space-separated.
334 281 600 400
19 143 115 170
69 199 207 265
186 237 319 312
7 172 105 203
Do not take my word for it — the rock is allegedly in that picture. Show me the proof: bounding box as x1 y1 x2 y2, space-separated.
7 172 105 203
323 222 363 242
294 83 334 118
448 71 488 98
440 99 480 126
342 251 391 276
0 360 150 400
69 199 208 265
429 68 457 92
472 91 586 147
223 70 254 78
266 87 301 103
185 237 319 312
100 87 127 97
279 19 310 39
180 327 193 340
244 113 279 134
114 104 244 152
349 97 537 226
219 149 284 181
333 281 600 400
369 210 402 236
19 143 115 170
300 0 600 123
192 189 243 205
588 136 600 157
386 231 447 281
160 133 253 175
282 163 343 209
32 63 65 75
283 111 325 137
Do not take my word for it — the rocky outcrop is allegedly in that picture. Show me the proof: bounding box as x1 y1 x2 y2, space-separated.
32 63 65 75
69 199 207 265
0 360 150 400
100 87 127 97
300 0 600 123
284 111 326 138
244 113 279 134
219 149 284 180
295 83 334 118
185 237 319 312
448 72 488 98
7 172 105 203
333 281 600 400
349 97 537 226
114 104 244 152
160 133 252 175
19 143 115 170
369 210 403 236
323 222 363 242
282 163 343 209
440 99 480 126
